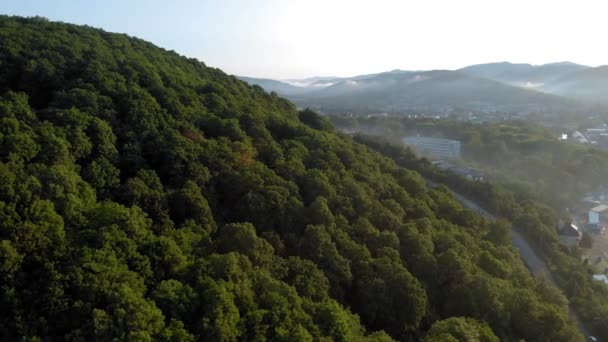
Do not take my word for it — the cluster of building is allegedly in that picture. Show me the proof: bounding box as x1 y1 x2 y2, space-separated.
557 210 608 289
556 190 608 288
584 125 608 148
558 197 608 247
564 124 608 149
579 190 608 234
403 136 484 181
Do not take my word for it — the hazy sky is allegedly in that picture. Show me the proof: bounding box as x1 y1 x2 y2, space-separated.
3 0 608 78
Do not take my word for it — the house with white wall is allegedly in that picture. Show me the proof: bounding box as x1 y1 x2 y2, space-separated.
589 204 608 225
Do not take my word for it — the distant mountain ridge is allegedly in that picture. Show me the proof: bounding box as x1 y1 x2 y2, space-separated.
239 61 605 115
461 62 607 104
295 70 582 114
543 65 608 103
459 61 589 88
237 76 312 95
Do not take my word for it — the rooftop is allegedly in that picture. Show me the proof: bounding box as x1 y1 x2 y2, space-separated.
591 204 608 213
559 223 581 237
593 274 608 285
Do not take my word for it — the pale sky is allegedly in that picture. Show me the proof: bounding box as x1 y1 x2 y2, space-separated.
3 0 608 78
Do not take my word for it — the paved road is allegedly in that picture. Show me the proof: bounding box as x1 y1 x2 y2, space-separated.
450 192 556 282
443 187 593 340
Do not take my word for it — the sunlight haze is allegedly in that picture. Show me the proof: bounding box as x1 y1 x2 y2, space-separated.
4 0 608 78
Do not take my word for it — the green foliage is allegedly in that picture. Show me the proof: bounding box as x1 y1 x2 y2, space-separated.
356 132 605 341
423 317 499 342
343 117 608 209
299 109 334 132
486 218 512 247
0 16 585 341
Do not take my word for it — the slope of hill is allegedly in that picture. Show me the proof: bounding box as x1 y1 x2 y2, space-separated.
237 76 311 95
284 76 343 87
242 63 603 115
544 66 608 103
460 62 589 88
0 16 584 341
240 70 414 92
459 62 533 81
307 70 415 87
291 70 582 114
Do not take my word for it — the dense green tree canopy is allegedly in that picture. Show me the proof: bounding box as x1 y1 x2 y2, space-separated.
355 132 608 341
0 16 585 341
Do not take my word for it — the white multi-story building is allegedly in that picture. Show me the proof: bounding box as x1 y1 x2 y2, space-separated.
403 136 462 159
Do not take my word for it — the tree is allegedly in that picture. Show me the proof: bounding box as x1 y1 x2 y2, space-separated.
168 180 216 232
354 257 427 337
215 222 274 267
299 109 333 132
423 317 499 342
197 277 241 341
122 169 167 220
485 218 511 247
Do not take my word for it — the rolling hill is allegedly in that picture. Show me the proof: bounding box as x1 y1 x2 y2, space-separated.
237 76 311 95
241 68 588 115
544 65 608 103
290 70 583 114
459 61 589 88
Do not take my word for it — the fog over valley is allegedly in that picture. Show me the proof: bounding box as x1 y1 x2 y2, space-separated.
240 62 608 116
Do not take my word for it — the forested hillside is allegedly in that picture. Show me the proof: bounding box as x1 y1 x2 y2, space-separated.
353 133 608 341
331 117 608 209
0 16 583 341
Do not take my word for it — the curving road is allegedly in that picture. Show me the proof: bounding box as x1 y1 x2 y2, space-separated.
449 191 555 281
443 186 592 339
